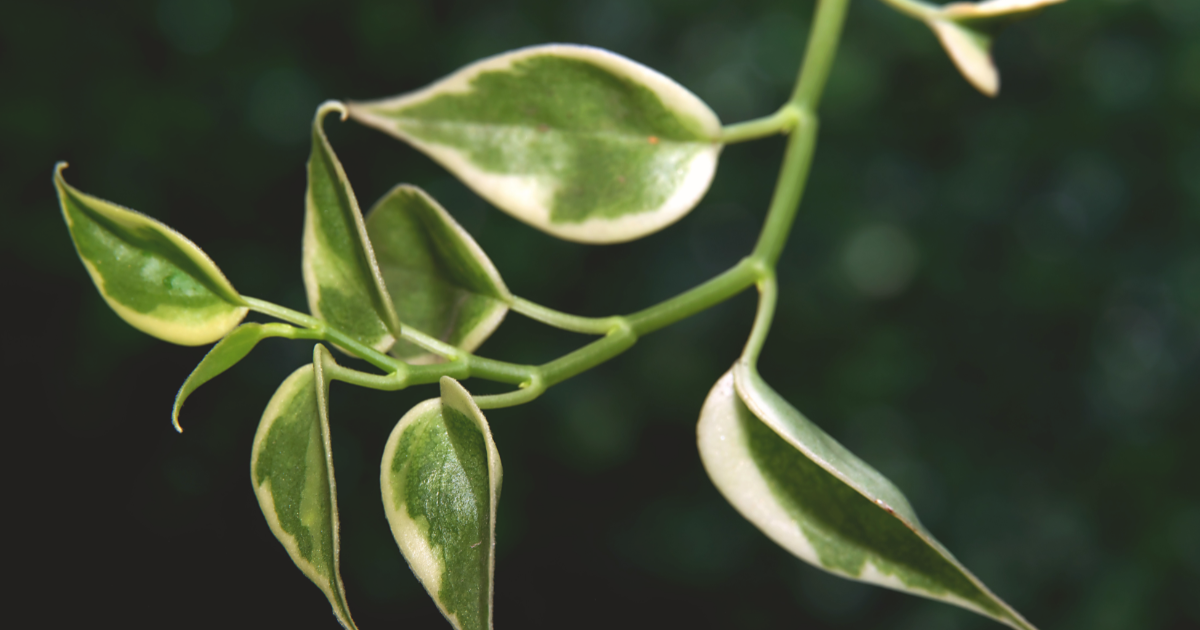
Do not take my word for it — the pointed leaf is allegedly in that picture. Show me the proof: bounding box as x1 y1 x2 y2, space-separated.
697 366 1036 630
881 0 1064 96
381 377 502 630
348 44 722 244
304 101 401 353
366 185 511 363
929 20 999 96
173 322 301 432
251 348 357 630
54 163 248 345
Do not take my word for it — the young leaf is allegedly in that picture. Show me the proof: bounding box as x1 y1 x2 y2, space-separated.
54 163 248 346
173 322 301 432
882 0 1065 96
348 44 722 244
304 101 401 353
380 377 502 630
697 366 1037 630
251 349 357 630
366 185 511 363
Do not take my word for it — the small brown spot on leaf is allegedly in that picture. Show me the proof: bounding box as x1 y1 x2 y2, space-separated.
647 136 659 144
538 124 549 132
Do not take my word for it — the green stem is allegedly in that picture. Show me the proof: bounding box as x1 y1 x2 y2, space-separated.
741 273 778 366
749 0 848 268
720 107 800 144
474 373 546 410
243 297 402 373
510 296 623 335
540 322 637 387
791 0 852 110
749 113 818 268
626 258 763 336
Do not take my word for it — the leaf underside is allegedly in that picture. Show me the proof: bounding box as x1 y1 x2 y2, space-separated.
698 368 1036 630
54 163 247 345
381 377 501 630
365 185 511 363
349 44 722 243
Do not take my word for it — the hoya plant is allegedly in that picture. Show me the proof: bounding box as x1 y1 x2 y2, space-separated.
55 0 1066 628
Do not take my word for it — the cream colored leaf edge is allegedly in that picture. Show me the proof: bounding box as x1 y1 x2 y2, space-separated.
941 0 1067 19
367 184 512 363
54 163 248 346
700 368 1036 630
929 20 998 97
250 363 357 630
302 101 402 353
347 44 723 244
380 378 501 630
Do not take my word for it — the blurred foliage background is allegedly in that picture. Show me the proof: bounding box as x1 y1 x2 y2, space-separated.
4 0 1198 628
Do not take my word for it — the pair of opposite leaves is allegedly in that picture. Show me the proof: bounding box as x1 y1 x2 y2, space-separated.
56 34 1047 630
253 347 500 630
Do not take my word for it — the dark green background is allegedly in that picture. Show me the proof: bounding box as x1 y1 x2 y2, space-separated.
4 0 1197 628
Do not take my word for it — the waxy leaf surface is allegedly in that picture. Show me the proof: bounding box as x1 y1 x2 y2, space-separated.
348 44 722 243
173 322 301 431
251 352 357 630
304 102 401 353
366 185 511 362
381 377 501 630
697 366 1036 630
54 163 247 345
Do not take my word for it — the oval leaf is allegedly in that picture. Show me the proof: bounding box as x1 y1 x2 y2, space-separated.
697 366 1037 630
348 44 722 244
54 163 248 345
173 322 300 432
304 101 401 353
251 350 357 630
380 377 502 630
366 185 511 363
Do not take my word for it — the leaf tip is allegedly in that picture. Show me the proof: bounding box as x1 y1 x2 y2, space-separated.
317 100 350 123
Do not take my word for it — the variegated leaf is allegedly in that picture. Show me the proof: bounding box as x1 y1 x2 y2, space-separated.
304 101 401 353
381 377 502 630
348 44 722 244
366 185 511 363
697 365 1037 630
251 350 357 630
173 322 300 431
54 163 248 345
882 0 1065 96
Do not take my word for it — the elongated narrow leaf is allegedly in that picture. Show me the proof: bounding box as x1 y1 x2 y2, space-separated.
381 377 502 630
54 163 248 345
366 185 511 363
251 349 357 630
697 366 1036 630
304 101 401 353
173 322 301 432
348 44 722 244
